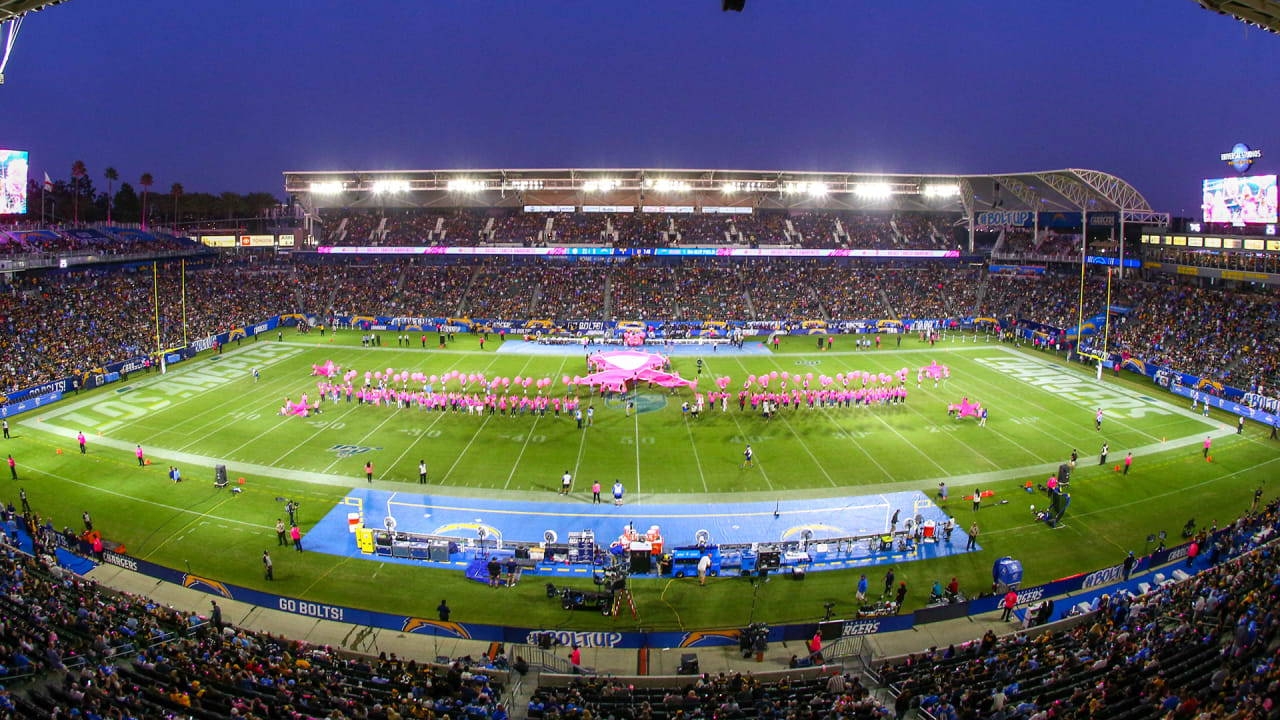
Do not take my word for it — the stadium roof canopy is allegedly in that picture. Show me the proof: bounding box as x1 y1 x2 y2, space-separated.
1 0 70 84
1193 0 1280 33
284 167 1170 224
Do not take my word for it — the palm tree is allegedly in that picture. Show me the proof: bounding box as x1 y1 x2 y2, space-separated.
104 167 118 224
140 173 154 230
71 160 87 224
170 182 183 234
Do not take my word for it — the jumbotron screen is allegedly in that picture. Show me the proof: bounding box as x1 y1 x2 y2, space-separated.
1202 174 1278 224
0 149 28 215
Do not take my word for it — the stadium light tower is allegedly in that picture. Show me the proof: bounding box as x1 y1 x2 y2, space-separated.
0 1 71 85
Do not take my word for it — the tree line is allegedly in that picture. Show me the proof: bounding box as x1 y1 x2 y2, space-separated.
24 161 280 228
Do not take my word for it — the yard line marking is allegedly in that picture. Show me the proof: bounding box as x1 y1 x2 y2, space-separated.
702 358 772 490
503 356 566 490
321 409 400 475
746 356 895 483
223 416 294 459
506 415 544 490
386 496 890 519
439 356 536 483
891 367 1051 463
731 357 836 486
441 416 491 481
100 345 304 432
633 394 642 494
390 352 508 483
774 412 837 486
896 351 1106 445
571 417 590 489
140 494 239 560
682 415 709 492
27 465 271 530
270 405 360 465
986 347 1189 441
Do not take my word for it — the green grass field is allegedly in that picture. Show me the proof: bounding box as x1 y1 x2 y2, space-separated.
6 331 1277 633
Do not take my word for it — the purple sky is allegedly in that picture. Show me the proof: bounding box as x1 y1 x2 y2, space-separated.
3 0 1278 214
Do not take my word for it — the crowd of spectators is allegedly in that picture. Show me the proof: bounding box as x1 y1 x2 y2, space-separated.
0 227 195 257
820 268 892 320
0 259 299 393
379 209 444 246
459 261 539 319
3 255 1279 399
880 266 983 320
675 215 732 245
326 211 381 245
1111 282 1280 397
891 214 944 249
881 498 1280 720
533 264 607 320
1147 247 1280 275
611 214 671 248
489 212 548 245
531 670 894 720
550 213 609 245
610 260 682 321
730 212 790 245
675 263 752 321
0 503 510 720
789 212 839 248
741 260 826 320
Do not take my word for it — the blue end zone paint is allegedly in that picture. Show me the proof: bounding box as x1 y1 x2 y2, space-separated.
305 489 978 576
497 340 773 357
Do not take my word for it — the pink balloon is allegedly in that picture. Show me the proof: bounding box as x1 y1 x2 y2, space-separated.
748 374 756 383
523 378 532 387
562 376 570 385
770 371 778 379
364 372 371 379
375 371 382 379
386 368 393 376
781 371 790 379
806 373 813 381
513 376 523 384
502 378 510 386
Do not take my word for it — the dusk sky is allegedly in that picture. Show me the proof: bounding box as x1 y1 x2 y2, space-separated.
3 0 1278 215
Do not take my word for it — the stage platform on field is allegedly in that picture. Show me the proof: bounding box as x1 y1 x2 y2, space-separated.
497 340 773 356
304 488 978 578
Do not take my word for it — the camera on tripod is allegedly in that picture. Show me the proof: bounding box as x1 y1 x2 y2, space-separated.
593 561 630 592
739 621 770 658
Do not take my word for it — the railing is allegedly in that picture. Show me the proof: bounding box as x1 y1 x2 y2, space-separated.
513 643 594 676
820 633 869 671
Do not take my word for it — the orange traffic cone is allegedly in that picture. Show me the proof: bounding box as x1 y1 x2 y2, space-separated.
238 478 245 484
1206 456 1212 463
55 449 62 455
144 459 151 465
1114 465 1120 472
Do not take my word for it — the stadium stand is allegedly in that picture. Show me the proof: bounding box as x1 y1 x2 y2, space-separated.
530 668 894 720
1 245 1278 400
878 498 1280 720
0 508 510 719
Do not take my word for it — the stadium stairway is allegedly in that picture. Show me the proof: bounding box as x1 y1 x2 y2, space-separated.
602 273 613 318
970 271 989 317
456 263 483 316
878 286 897 320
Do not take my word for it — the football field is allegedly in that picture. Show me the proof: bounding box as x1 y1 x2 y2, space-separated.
7 332 1276 631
